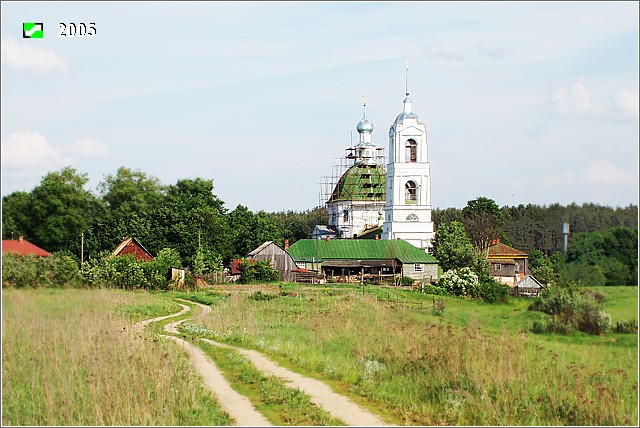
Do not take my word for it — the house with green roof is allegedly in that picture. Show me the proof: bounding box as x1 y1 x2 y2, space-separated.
287 238 438 283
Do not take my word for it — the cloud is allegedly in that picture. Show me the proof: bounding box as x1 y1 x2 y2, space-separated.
552 79 601 115
1 131 108 171
1 131 71 169
1 36 69 74
583 161 636 186
614 87 639 117
476 46 509 59
64 138 109 158
421 41 465 61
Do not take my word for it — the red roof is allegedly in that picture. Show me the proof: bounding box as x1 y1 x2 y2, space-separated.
487 242 528 258
2 238 51 257
111 237 154 261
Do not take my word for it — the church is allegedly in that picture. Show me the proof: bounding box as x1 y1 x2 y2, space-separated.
315 65 435 251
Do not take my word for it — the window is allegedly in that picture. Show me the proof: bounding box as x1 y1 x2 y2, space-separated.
414 264 423 272
298 262 307 269
494 264 501 271
343 209 349 222
406 213 419 222
405 181 417 203
515 262 520 272
405 139 417 162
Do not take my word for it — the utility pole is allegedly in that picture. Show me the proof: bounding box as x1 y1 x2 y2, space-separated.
80 230 84 269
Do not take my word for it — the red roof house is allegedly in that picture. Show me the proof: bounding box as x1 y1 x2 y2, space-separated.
2 236 51 257
111 237 154 261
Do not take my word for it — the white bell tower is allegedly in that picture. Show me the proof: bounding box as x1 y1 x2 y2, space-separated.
381 61 434 249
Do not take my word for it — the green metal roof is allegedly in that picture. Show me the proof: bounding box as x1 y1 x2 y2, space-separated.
329 164 386 202
288 239 438 264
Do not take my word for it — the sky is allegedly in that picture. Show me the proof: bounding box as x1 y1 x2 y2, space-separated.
1 1 638 213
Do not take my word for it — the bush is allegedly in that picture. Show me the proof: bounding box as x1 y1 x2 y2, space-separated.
435 267 479 297
528 287 611 335
613 319 638 334
2 251 83 288
399 276 415 287
239 259 280 283
477 279 510 303
424 284 449 296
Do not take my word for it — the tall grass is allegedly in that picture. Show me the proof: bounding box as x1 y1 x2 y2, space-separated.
1 288 231 426
198 288 638 425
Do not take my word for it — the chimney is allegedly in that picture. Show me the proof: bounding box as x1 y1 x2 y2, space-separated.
375 234 379 240
18 236 24 242
496 236 501 244
326 236 330 241
284 239 289 251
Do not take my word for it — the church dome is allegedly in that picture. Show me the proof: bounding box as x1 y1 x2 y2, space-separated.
356 118 374 133
393 111 419 125
329 164 386 202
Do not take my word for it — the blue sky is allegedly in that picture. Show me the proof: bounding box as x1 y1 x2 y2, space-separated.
1 1 638 213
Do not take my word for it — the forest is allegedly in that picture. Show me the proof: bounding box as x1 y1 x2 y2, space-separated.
2 166 637 286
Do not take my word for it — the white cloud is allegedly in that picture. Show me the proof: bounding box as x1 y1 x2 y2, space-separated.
1 132 108 172
614 87 639 117
1 36 69 74
552 79 601 115
421 40 465 61
1 131 71 169
64 138 109 158
583 161 636 186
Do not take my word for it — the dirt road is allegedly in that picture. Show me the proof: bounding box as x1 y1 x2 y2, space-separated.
137 298 389 426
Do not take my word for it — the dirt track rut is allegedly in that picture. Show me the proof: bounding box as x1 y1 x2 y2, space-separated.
135 298 389 426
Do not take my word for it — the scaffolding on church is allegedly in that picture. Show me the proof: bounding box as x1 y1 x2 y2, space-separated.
318 142 386 238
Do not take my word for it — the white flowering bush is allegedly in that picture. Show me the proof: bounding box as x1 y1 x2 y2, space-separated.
437 267 479 297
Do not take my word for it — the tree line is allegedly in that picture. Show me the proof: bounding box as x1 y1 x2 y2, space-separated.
2 166 325 273
2 166 637 284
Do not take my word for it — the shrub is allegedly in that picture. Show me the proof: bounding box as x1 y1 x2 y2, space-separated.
423 284 449 296
435 267 478 297
613 319 638 334
239 259 280 283
477 278 510 303
528 287 612 335
2 251 83 288
400 276 415 287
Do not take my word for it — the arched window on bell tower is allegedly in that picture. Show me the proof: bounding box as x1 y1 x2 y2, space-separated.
405 181 417 203
405 139 417 162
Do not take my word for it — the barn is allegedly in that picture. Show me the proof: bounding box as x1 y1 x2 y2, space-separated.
111 237 154 261
246 240 299 282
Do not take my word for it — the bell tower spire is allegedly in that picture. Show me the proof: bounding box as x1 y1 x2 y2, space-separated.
382 61 434 250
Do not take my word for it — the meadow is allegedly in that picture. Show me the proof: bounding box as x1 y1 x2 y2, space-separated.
1 288 230 426
190 283 638 426
2 284 637 426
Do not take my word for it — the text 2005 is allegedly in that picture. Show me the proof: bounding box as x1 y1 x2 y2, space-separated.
58 23 96 37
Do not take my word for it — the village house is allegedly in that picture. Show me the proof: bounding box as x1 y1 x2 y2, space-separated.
487 237 529 286
111 237 154 261
2 236 51 257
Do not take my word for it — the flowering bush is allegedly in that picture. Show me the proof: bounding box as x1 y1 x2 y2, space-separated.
436 267 479 297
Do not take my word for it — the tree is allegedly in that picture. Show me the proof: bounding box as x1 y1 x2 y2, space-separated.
27 167 105 253
97 166 165 217
462 197 506 256
429 221 476 272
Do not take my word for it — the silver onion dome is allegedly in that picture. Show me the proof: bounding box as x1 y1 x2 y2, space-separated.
356 118 374 133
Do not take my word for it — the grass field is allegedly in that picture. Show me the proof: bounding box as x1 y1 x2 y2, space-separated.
2 284 637 426
192 283 638 425
1 288 230 426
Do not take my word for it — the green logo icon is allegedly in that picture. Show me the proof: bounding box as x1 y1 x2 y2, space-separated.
23 23 43 38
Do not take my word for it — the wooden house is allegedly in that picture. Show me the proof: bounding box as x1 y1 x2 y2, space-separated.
246 240 299 282
287 238 439 283
2 236 51 257
111 237 154 261
487 237 528 286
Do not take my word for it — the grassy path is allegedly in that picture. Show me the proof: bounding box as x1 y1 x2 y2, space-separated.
181 299 389 426
135 303 272 426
